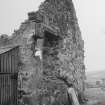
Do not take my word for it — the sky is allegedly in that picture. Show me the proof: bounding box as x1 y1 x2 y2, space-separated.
0 0 105 71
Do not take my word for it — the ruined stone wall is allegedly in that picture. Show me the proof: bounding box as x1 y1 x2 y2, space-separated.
38 0 85 91
0 0 85 104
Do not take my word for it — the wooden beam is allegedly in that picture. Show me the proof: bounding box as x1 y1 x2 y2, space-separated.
67 88 80 105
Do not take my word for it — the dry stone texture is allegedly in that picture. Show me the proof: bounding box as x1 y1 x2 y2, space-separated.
0 0 86 105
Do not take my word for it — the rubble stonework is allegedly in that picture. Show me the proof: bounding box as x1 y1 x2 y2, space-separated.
0 0 86 104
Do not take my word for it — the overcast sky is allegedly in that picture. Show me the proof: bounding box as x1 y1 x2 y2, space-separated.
0 0 105 71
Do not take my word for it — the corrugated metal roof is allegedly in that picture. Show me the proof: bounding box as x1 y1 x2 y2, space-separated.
0 46 19 54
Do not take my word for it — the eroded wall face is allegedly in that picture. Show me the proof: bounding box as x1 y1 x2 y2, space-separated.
0 0 85 104
17 22 43 105
19 0 85 104
38 0 85 91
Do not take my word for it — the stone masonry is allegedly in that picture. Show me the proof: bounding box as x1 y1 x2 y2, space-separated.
0 0 85 105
